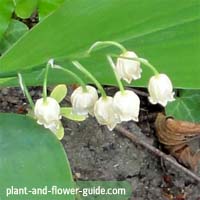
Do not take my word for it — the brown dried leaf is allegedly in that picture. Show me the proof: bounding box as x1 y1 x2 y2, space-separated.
167 144 200 171
155 113 200 171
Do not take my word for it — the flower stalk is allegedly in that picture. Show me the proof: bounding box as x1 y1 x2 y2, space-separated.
72 61 107 98
88 41 127 54
52 64 88 92
106 55 125 94
18 73 34 109
43 60 51 103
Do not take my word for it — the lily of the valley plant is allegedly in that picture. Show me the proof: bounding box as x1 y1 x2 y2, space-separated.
19 41 175 138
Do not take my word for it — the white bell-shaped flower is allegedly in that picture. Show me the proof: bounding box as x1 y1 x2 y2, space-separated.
113 90 140 122
71 85 98 117
148 73 175 107
94 96 119 131
116 51 142 83
34 97 61 131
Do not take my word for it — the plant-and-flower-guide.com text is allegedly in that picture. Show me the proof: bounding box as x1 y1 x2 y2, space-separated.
5 184 128 198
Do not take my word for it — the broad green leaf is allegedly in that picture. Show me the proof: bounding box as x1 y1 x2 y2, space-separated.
0 0 199 89
0 113 75 200
166 90 200 122
61 107 86 121
0 19 28 55
15 0 38 19
38 0 65 20
50 84 67 103
0 1 14 41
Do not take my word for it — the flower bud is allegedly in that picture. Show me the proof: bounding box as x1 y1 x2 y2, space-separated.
34 97 61 131
94 96 119 131
148 73 175 107
116 51 142 83
113 90 140 122
71 85 98 117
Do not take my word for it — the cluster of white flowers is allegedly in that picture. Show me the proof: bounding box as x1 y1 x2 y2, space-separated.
69 50 174 130
116 51 174 107
22 42 175 136
71 88 140 130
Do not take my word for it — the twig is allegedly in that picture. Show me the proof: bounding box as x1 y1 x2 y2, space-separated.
125 87 149 97
115 125 200 183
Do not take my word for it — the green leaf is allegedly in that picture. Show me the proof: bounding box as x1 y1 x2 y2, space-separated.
0 19 28 55
50 84 67 103
15 0 38 19
55 121 65 140
38 0 65 20
0 0 199 88
0 113 75 200
0 1 14 41
61 107 86 121
166 90 200 122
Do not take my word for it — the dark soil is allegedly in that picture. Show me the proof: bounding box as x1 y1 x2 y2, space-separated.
0 86 199 200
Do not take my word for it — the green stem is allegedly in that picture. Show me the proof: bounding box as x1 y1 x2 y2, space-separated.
88 41 127 54
12 0 16 6
52 65 88 92
111 53 159 75
72 61 107 98
106 55 125 94
43 61 50 103
18 73 34 110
